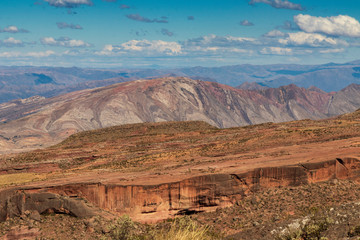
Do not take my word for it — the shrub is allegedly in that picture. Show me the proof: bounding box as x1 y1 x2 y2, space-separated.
108 215 149 240
153 217 221 240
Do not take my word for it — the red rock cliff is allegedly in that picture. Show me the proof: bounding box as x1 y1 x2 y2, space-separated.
1 158 359 222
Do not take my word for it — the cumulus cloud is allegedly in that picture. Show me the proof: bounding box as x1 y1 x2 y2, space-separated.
2 37 24 47
161 28 174 37
0 25 29 33
126 14 168 23
41 37 91 47
97 40 181 56
294 14 360 38
0 50 55 58
44 0 93 8
279 32 348 47
239 20 254 26
263 30 286 38
260 47 292 55
97 36 257 58
249 0 303 10
56 22 83 30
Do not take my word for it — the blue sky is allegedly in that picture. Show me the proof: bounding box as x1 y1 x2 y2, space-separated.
0 0 360 68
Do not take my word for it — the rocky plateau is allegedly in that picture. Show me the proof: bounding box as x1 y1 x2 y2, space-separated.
0 109 360 239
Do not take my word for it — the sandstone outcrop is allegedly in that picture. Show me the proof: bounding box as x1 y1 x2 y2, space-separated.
1 158 359 222
0 191 96 222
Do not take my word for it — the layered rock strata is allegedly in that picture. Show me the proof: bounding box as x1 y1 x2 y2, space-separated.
1 158 359 222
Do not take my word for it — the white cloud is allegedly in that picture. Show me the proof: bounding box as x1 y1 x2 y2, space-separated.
3 37 23 46
279 32 347 47
0 25 29 33
27 50 56 57
226 36 257 42
0 37 32 48
62 49 89 56
260 47 292 55
0 50 55 58
294 14 360 38
96 44 114 55
41 37 57 45
186 46 252 54
319 48 345 54
41 37 91 48
98 35 258 57
122 40 181 55
181 35 258 56
263 30 286 38
97 40 182 56
44 0 93 8
183 34 257 49
67 39 89 47
4 26 18 32
0 52 21 58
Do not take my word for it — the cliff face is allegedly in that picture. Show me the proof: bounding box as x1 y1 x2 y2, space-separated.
2 158 359 223
0 191 96 222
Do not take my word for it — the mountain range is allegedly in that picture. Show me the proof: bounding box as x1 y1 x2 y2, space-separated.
0 77 359 154
1 61 360 103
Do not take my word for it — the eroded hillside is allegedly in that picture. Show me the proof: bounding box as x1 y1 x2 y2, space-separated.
0 77 359 154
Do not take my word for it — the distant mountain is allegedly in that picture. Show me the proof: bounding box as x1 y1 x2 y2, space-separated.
0 77 359 153
0 61 360 103
238 82 269 90
174 63 360 92
0 66 132 103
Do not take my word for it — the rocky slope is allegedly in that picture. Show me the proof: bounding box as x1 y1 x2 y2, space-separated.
2 158 358 224
0 77 359 153
0 110 360 230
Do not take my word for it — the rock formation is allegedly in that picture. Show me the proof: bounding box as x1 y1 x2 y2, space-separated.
1 158 359 223
0 191 96 222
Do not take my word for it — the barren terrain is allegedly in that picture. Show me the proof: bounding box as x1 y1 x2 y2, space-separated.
0 110 360 239
0 77 359 154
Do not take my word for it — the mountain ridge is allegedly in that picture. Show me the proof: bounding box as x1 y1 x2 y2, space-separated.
0 77 359 154
1 61 360 103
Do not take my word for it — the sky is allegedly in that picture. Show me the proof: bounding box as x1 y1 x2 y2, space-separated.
0 0 360 68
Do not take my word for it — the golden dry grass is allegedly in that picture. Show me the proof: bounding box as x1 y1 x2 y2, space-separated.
0 172 47 187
